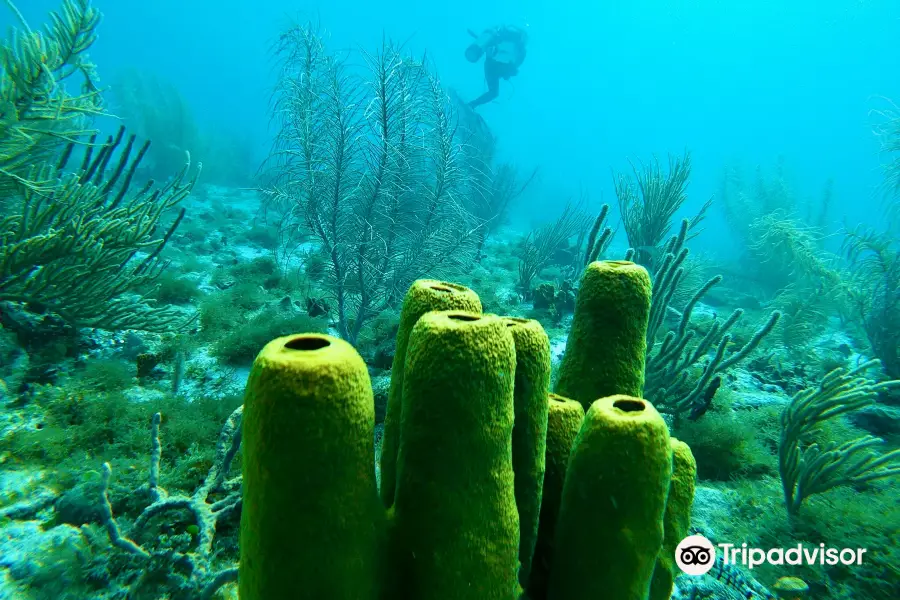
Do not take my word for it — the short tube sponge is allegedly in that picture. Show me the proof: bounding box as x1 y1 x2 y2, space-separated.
554 261 652 409
239 334 382 600
380 280 482 508
548 395 672 600
502 317 552 588
650 438 697 600
390 311 519 600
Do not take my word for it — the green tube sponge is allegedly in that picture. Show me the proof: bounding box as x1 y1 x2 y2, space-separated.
650 438 697 600
502 317 552 588
391 311 519 600
380 280 482 508
240 334 382 600
554 261 652 409
548 395 672 600
528 394 585 600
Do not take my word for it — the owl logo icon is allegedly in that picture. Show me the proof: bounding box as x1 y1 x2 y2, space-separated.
675 535 716 575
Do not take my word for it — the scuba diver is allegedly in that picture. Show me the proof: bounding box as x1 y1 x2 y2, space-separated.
464 25 528 109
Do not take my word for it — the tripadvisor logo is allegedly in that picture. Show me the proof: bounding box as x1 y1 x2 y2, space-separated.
675 535 716 575
675 534 868 575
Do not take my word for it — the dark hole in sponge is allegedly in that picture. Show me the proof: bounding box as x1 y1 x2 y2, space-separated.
447 313 480 322
285 336 330 351
613 398 645 413
430 281 465 293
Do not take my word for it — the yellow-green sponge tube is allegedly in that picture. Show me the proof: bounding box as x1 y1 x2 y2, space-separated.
380 280 481 508
391 311 519 600
554 261 652 409
239 334 382 600
548 395 672 600
650 438 697 600
503 317 551 589
527 394 584 600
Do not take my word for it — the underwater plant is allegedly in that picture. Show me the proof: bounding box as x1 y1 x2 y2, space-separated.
842 226 900 378
515 200 591 298
719 161 838 298
871 98 900 214
471 162 538 262
0 0 199 332
779 359 900 518
0 0 102 195
747 210 842 293
454 105 539 262
261 24 481 344
614 151 711 270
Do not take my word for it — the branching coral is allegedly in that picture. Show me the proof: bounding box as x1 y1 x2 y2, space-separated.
262 24 480 344
455 104 538 261
770 283 835 349
720 162 838 298
0 126 199 331
111 69 254 186
748 210 842 292
643 220 782 419
110 69 200 181
581 203 614 266
472 162 538 261
96 408 242 598
779 359 900 518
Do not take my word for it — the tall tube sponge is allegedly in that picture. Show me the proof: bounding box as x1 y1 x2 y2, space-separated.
502 317 552 589
239 334 382 600
389 311 520 600
380 280 482 508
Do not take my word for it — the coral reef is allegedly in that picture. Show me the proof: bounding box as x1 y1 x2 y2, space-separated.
1 5 898 600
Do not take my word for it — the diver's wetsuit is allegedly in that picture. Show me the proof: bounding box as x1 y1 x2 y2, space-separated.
468 27 527 109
